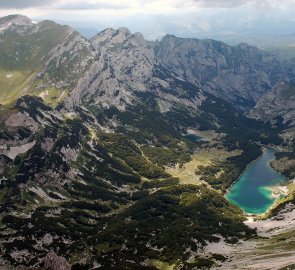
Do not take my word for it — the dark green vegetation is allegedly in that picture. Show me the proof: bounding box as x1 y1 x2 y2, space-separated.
196 143 262 191
83 185 253 269
0 73 286 269
99 133 169 179
0 95 260 269
141 144 191 167
272 151 295 179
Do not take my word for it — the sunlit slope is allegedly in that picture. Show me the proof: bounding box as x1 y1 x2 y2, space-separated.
0 16 93 106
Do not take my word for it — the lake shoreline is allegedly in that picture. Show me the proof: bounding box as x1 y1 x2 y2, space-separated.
225 147 267 196
226 147 288 216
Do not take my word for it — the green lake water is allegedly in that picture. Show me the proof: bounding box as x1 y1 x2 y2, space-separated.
184 134 202 142
226 148 287 214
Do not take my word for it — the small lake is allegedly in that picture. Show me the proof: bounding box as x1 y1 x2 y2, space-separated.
184 134 203 142
226 148 287 214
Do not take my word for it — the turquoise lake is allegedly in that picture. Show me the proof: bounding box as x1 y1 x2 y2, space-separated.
226 148 287 214
184 134 202 142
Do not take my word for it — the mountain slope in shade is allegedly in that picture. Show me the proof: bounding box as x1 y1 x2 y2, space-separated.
0 94 259 269
249 81 295 126
155 35 286 108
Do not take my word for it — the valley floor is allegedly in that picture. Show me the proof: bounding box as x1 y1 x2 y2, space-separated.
166 147 241 185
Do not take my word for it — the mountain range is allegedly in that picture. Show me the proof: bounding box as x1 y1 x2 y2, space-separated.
0 14 295 269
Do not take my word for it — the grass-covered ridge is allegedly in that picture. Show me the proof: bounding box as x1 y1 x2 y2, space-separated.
0 18 93 107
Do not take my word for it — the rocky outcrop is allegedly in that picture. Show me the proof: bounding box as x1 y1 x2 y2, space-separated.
155 35 286 108
4 112 38 132
0 14 290 113
15 252 71 270
0 14 34 33
249 81 295 125
65 27 155 110
65 27 206 112
67 28 286 112
42 252 71 270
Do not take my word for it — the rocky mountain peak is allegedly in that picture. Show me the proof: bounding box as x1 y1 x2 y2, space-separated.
66 27 155 109
90 27 147 50
156 34 285 107
117 26 131 34
0 14 33 25
0 14 34 32
161 34 177 40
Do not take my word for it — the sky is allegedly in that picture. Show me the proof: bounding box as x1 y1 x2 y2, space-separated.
1 0 295 46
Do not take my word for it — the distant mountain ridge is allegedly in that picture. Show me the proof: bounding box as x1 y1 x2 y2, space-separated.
0 14 290 113
155 35 286 108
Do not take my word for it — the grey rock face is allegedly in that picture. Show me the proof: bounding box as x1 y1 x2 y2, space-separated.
155 35 286 108
0 14 33 33
65 28 207 112
0 15 290 115
65 27 155 110
43 252 71 270
15 252 71 270
249 81 295 125
63 28 290 116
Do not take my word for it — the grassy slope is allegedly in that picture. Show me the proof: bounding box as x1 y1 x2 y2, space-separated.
166 148 242 186
0 22 82 107
0 69 35 105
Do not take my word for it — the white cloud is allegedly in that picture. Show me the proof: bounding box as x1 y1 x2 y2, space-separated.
0 0 295 42
0 0 57 9
0 0 294 20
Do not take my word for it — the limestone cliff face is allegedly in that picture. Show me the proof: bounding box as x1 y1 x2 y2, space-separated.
155 35 286 108
65 27 155 110
249 81 295 125
65 27 205 111
0 15 289 114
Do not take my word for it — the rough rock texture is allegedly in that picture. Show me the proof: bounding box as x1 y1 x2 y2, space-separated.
0 14 290 114
249 81 295 125
0 14 33 33
5 112 38 132
155 35 286 108
43 252 71 270
15 252 70 270
65 27 155 110
65 27 206 112
38 27 94 89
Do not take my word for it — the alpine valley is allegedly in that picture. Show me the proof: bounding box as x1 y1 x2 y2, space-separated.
1 15 295 270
